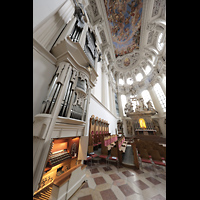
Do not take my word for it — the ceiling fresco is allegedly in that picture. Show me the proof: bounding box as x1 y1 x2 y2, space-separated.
104 0 143 58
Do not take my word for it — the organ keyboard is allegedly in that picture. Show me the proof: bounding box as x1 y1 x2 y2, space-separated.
49 151 71 166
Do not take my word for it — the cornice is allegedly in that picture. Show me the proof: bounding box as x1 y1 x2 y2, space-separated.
33 38 57 65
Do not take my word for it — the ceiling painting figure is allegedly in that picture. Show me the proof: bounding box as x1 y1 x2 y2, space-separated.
104 0 143 58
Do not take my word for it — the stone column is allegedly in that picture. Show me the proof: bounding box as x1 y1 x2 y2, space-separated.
158 75 166 96
117 92 123 118
108 81 113 112
112 88 117 116
101 63 110 109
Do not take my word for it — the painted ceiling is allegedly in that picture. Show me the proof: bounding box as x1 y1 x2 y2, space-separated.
104 0 143 58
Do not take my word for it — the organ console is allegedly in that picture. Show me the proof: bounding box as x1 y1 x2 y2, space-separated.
33 137 80 199
33 0 100 198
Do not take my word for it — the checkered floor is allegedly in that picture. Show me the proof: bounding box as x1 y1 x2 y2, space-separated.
69 159 166 200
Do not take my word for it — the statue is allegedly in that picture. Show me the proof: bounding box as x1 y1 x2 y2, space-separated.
135 104 140 112
139 98 147 111
146 100 158 113
124 99 133 114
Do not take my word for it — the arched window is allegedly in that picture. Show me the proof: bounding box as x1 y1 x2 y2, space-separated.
144 65 151 75
141 90 155 109
162 75 166 86
119 78 124 85
127 77 133 85
136 73 143 81
154 83 166 112
157 32 165 51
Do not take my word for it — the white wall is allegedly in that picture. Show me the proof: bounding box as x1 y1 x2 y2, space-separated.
91 61 102 102
94 61 102 101
33 49 56 119
87 94 118 136
33 0 66 31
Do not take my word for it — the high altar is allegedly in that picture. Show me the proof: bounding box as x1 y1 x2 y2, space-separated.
124 97 158 135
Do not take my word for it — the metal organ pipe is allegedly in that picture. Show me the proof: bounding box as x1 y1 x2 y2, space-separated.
46 83 62 114
41 63 69 114
59 72 73 117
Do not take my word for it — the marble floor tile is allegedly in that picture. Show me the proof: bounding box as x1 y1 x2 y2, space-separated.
69 150 165 200
95 182 111 192
90 168 99 174
109 173 121 181
103 166 112 171
94 176 106 185
122 170 134 177
156 174 166 180
133 180 150 190
118 183 135 196
151 194 166 200
111 184 126 199
146 177 161 185
113 178 126 186
100 188 117 200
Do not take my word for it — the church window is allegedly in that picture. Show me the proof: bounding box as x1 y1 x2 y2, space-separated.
121 94 127 116
141 90 155 109
127 77 133 85
144 65 151 75
136 73 143 81
119 78 124 85
157 32 165 51
154 83 166 112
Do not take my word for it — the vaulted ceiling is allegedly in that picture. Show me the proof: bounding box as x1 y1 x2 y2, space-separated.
104 0 143 58
85 0 166 95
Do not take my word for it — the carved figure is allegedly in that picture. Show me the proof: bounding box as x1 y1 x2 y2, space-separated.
140 98 147 111
124 99 133 114
146 100 157 113
135 104 140 112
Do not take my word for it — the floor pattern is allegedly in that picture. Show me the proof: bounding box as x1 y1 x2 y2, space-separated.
69 160 166 200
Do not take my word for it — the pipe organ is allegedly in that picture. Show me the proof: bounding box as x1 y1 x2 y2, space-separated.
33 1 100 199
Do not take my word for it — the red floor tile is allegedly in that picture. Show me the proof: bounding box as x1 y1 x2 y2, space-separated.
157 174 166 180
90 168 99 174
118 184 135 196
109 173 121 181
94 176 106 185
100 189 117 200
146 177 161 185
103 166 112 171
122 170 134 177
133 180 149 190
